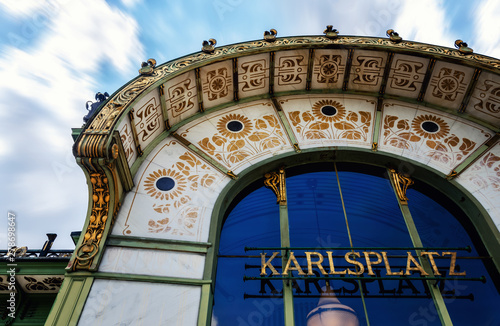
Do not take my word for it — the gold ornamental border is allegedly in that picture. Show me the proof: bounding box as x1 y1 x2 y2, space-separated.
73 35 500 158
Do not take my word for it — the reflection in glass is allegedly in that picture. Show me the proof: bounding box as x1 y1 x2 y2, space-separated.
306 288 359 326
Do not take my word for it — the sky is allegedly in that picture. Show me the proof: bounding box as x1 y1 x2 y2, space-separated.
0 0 499 250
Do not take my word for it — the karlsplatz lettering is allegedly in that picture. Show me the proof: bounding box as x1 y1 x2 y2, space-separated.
260 251 466 277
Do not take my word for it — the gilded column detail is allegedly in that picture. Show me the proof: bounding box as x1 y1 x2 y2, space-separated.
264 167 287 205
389 169 414 204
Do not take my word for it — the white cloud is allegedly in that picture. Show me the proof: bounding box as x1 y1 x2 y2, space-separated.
0 0 144 249
473 0 500 58
393 0 455 48
0 0 51 17
121 0 143 9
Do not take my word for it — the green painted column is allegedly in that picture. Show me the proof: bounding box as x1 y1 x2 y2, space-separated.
388 169 454 326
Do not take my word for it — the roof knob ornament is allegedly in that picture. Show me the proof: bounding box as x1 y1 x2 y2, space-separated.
323 25 339 39
386 29 402 43
264 29 277 42
139 58 157 75
84 92 109 123
202 38 217 54
455 40 473 55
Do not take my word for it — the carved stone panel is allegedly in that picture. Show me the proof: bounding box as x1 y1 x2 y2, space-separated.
178 100 293 174
379 100 493 174
280 95 376 150
311 49 348 90
348 50 388 92
386 54 429 98
424 61 474 110
468 71 500 128
200 60 234 110
273 50 308 92
163 71 199 126
112 137 230 242
457 141 500 231
130 88 165 151
117 114 138 167
238 53 270 99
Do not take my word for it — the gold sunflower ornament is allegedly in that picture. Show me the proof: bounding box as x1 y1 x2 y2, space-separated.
312 99 346 122
412 115 450 140
216 113 253 139
144 169 187 200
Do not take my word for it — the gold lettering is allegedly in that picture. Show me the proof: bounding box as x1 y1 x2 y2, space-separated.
282 252 306 276
305 252 328 275
381 251 403 275
442 252 466 276
326 251 347 275
405 252 428 276
363 251 383 276
260 252 280 276
345 252 364 275
420 252 441 276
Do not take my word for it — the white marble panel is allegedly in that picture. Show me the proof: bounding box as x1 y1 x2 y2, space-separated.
163 71 199 126
131 88 165 151
280 94 376 150
238 53 270 99
467 71 500 128
200 60 234 109
379 100 493 174
78 280 200 326
99 247 205 279
311 49 348 90
177 100 294 174
112 136 230 241
274 49 308 93
386 54 430 98
348 50 388 92
456 141 500 231
423 60 474 110
117 114 138 167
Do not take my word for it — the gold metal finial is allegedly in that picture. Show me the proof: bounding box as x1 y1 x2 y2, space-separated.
455 39 473 55
264 167 287 205
139 58 156 75
264 29 277 42
323 25 339 39
386 29 402 43
389 169 413 204
202 38 217 54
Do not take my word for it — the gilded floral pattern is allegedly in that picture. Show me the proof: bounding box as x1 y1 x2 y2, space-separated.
198 113 288 168
288 99 372 142
382 114 477 165
145 151 217 235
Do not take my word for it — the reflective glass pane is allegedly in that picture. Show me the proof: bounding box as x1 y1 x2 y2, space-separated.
408 189 500 325
213 185 285 325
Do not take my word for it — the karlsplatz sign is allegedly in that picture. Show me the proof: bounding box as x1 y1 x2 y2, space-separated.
258 251 466 277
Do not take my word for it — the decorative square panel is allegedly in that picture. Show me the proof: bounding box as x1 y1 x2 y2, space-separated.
78 280 201 326
163 70 199 126
130 88 165 151
177 100 293 174
423 61 474 110
117 114 137 167
238 53 270 99
280 95 376 150
200 60 234 109
456 141 500 231
273 50 308 92
386 54 429 98
348 50 388 92
379 100 493 174
311 49 348 90
112 137 230 242
468 71 500 128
